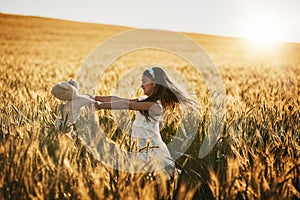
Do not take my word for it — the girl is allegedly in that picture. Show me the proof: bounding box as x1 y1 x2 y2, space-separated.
91 66 197 176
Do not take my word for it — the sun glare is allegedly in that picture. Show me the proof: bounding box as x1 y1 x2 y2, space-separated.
243 13 284 50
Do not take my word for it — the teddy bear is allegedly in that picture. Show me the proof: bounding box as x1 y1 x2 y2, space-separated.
51 79 100 132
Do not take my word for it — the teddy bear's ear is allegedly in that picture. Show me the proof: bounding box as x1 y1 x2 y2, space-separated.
68 79 79 90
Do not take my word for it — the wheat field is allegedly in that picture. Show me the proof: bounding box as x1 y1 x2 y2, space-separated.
0 13 300 200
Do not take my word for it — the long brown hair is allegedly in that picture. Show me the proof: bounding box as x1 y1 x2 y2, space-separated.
139 67 197 118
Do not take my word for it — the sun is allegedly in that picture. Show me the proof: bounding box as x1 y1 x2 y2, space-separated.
242 13 284 49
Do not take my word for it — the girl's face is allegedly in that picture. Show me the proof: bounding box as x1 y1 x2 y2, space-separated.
141 75 155 96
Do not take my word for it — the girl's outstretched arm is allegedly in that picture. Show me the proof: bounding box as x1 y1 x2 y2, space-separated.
94 95 162 115
94 96 137 103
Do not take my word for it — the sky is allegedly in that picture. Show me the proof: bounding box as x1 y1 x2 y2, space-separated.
1 0 300 43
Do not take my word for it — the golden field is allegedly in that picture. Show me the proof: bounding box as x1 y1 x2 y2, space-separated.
0 13 300 199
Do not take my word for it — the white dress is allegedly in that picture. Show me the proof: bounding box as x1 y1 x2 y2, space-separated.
131 100 175 172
